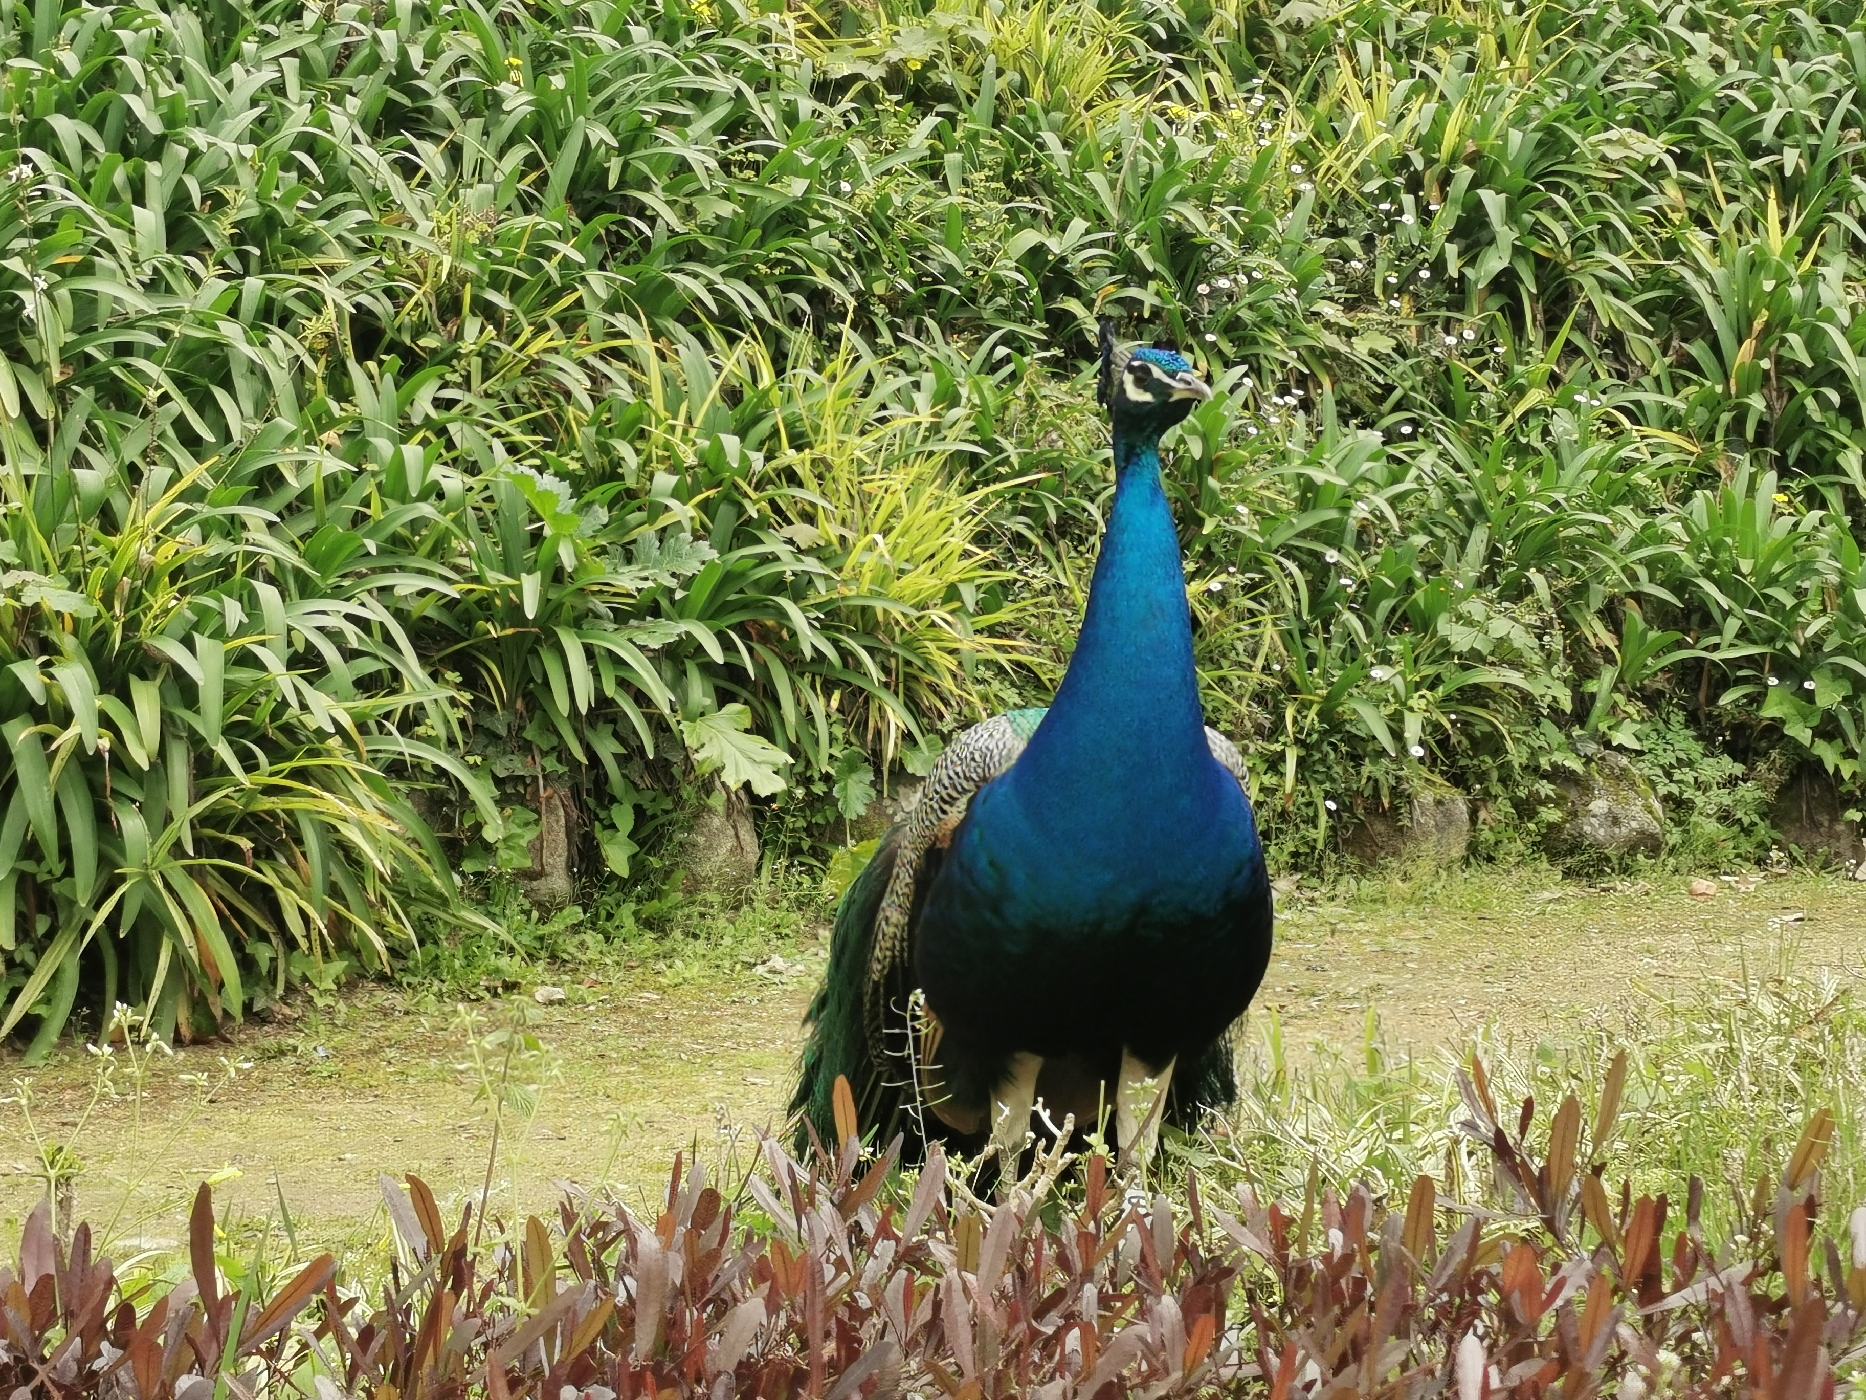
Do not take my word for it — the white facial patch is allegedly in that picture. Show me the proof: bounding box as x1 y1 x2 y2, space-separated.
1122 363 1159 404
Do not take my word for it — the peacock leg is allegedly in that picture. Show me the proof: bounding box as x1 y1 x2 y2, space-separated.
1116 1049 1177 1179
989 1052 1043 1188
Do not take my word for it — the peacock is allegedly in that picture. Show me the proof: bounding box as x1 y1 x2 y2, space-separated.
790 323 1274 1175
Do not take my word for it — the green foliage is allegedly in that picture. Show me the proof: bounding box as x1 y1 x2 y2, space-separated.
5 0 1866 1042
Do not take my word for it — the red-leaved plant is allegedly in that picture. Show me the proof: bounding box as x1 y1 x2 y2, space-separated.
3 1057 1864 1397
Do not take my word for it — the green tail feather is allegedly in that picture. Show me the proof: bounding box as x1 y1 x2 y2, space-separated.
1168 1037 1238 1131
790 830 903 1154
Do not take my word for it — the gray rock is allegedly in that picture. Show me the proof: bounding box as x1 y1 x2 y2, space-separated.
516 785 576 909
1771 766 1864 869
679 785 761 898
1550 752 1664 858
1341 791 1472 868
828 775 924 846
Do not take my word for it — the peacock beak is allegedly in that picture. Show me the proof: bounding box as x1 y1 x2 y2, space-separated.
1167 371 1213 403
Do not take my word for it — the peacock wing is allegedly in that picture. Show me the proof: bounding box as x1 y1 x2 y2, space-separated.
862 708 1047 1068
1205 725 1251 795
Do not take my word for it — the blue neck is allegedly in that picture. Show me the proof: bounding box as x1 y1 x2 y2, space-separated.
1004 426 1213 830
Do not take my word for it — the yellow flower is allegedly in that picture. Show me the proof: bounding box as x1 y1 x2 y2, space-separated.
905 57 923 71
1773 492 1790 505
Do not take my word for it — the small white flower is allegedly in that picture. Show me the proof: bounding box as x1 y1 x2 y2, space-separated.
1443 335 1458 347
10 162 31 184
1324 798 1339 812
838 180 853 195
1233 505 1248 517
1428 201 1442 212
1341 578 1356 591
1400 424 1415 435
1203 332 1218 343
1297 180 1313 192
1197 282 1211 294
1216 276 1234 290
1246 423 1259 437
1462 328 1477 341
1290 163 1304 174
1370 666 1390 681
1386 274 1399 285
1492 343 1505 355
1388 298 1401 309
1227 564 1238 573
1399 213 1414 225
1803 679 1816 691
1417 269 1431 281
1324 550 1339 564
1348 258 1364 271
1378 201 1392 212
1767 676 1780 687
1409 744 1425 758
1207 579 1224 593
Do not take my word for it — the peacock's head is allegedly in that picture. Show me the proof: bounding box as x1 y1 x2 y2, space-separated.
1096 322 1214 438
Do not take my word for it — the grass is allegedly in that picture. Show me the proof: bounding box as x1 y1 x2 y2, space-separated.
4 868 1861 1272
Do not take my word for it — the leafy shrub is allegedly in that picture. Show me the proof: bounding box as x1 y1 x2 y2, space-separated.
8 0 1866 1043
0 401 466 1052
4 1065 1864 1395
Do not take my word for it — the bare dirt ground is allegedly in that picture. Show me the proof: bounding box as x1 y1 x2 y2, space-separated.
3 869 1861 1255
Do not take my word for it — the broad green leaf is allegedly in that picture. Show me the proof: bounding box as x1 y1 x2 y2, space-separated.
2 719 56 857
53 764 96 900
833 752 876 820
680 704 792 796
597 802 637 878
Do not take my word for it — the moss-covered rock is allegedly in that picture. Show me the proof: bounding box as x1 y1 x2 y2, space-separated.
1342 791 1472 868
1771 766 1863 870
828 775 924 847
1550 752 1664 858
679 785 762 899
516 785 577 910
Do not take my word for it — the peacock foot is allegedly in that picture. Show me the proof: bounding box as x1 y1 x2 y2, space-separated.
1115 1048 1176 1182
